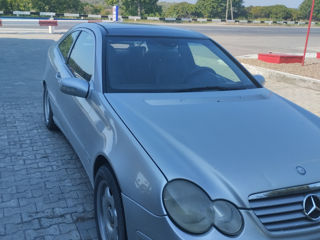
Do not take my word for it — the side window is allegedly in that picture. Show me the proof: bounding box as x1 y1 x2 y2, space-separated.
188 42 240 82
68 31 95 82
58 31 79 62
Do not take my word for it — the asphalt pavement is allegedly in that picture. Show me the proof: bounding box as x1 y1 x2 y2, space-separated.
173 24 320 56
1 23 320 56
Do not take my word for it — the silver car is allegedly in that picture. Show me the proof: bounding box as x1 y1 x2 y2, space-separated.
43 23 320 240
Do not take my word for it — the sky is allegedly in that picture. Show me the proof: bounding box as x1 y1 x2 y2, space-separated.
163 0 304 9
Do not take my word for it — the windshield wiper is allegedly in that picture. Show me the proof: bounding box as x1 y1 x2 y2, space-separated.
175 86 246 92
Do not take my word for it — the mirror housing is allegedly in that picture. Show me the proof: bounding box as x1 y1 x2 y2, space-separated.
254 74 266 86
59 77 89 98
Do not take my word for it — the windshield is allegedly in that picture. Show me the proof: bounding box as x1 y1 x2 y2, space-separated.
106 37 257 93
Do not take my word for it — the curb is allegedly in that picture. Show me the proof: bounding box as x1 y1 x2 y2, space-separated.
239 53 318 59
242 63 320 91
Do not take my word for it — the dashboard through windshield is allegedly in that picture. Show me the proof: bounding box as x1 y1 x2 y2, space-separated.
106 37 257 93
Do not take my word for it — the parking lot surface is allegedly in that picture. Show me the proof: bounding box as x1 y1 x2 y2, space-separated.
0 37 97 239
0 34 319 239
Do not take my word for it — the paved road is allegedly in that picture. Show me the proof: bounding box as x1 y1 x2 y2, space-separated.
171 24 320 56
1 24 320 56
0 33 319 239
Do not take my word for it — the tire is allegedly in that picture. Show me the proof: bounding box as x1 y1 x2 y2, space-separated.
43 85 57 131
95 165 127 240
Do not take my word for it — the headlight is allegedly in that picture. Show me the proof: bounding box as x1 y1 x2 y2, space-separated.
163 180 243 236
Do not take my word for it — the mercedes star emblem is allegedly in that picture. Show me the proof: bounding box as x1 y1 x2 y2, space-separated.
303 194 320 221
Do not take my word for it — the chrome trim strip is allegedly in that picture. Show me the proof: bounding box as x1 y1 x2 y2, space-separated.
249 182 320 201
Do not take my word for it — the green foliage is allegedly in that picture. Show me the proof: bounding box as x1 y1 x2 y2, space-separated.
246 5 299 20
269 5 292 19
0 0 318 21
0 0 83 12
299 0 320 20
195 0 244 19
82 3 111 15
157 1 175 13
30 0 83 12
105 0 119 6
6 0 32 11
0 0 8 10
164 2 196 18
105 0 161 16
289 8 301 21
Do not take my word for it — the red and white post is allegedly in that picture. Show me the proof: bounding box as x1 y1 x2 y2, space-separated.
302 0 315 66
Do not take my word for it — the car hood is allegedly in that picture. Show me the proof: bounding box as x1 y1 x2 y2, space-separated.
105 88 320 208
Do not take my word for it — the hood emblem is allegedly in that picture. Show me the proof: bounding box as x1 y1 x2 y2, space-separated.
296 166 306 175
303 194 320 221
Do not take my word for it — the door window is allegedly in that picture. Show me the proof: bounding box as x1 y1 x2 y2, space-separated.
58 31 79 62
68 31 95 81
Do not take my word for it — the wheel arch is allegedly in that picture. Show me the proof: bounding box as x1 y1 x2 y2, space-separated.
93 154 121 191
93 154 128 239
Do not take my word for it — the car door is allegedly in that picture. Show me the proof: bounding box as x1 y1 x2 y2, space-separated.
47 30 80 129
54 29 97 170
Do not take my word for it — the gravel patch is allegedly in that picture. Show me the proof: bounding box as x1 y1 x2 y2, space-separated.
239 58 320 80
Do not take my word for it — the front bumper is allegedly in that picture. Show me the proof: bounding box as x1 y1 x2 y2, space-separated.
122 194 320 240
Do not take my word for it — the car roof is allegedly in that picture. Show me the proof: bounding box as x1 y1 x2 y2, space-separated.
97 23 208 39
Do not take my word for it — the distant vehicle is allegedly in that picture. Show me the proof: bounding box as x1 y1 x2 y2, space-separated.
43 23 320 240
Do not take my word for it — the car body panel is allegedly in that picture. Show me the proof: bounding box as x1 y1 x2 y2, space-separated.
44 23 168 216
43 23 320 239
122 193 320 240
106 88 320 208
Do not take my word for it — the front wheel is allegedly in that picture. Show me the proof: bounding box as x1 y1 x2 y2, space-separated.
95 165 127 240
43 85 57 131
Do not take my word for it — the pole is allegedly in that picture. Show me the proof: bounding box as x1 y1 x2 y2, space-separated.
113 5 119 22
230 0 233 20
226 0 229 21
302 0 315 66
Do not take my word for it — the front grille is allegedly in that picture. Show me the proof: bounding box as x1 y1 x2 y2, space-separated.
249 182 320 232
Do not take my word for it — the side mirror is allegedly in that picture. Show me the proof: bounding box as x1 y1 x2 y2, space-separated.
59 77 89 98
254 74 266 86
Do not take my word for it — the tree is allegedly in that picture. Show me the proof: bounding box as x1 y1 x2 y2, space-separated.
105 0 119 6
30 0 83 13
299 0 320 20
246 5 296 20
105 0 161 16
6 0 32 11
290 8 302 20
195 0 244 19
269 5 292 20
164 2 196 18
83 3 110 15
247 6 269 19
0 0 8 10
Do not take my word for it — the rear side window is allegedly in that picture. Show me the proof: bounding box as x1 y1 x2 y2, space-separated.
68 31 95 81
58 31 79 62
